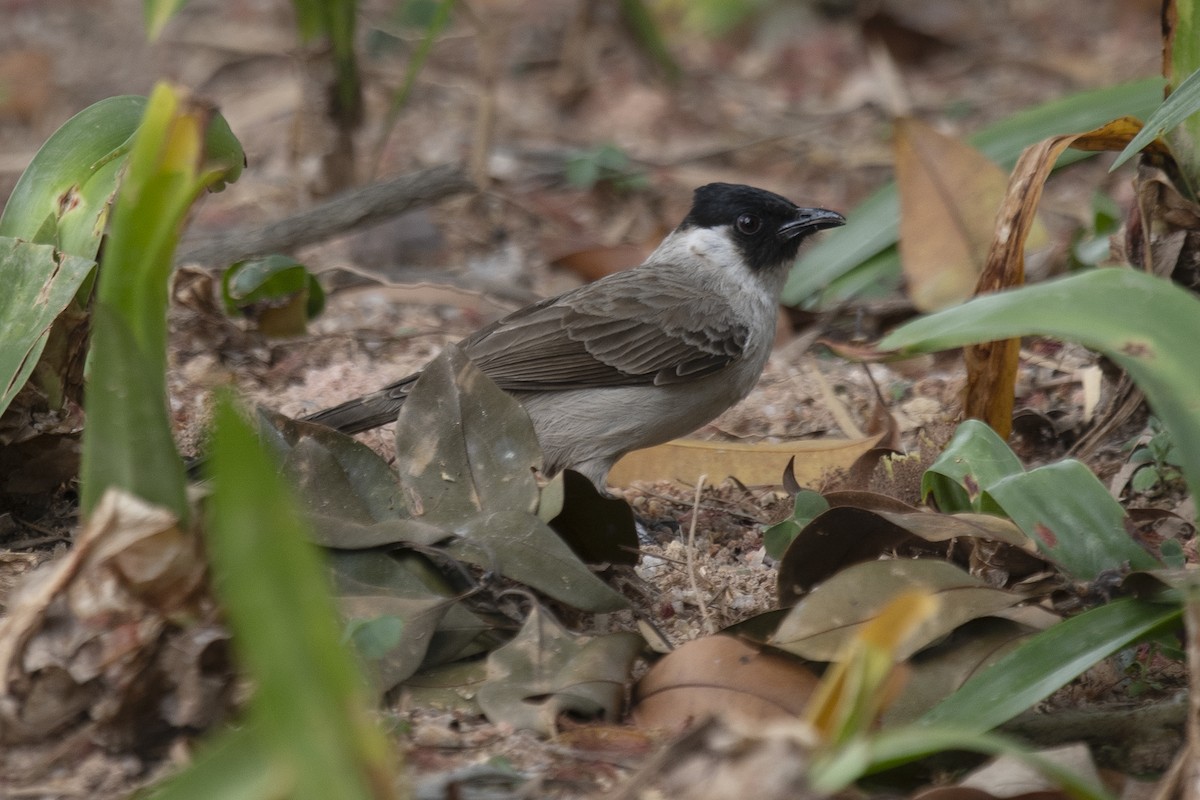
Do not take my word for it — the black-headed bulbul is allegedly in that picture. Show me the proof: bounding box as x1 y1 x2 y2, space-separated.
306 183 845 488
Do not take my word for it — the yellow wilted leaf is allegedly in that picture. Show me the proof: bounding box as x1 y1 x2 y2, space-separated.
607 433 884 487
803 589 940 745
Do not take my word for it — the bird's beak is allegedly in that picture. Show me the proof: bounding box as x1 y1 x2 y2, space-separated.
777 207 846 240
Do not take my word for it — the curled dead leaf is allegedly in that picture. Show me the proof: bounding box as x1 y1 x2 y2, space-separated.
0 489 226 746
631 635 820 734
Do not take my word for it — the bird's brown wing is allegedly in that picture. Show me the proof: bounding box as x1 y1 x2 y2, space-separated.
461 267 749 392
304 267 748 433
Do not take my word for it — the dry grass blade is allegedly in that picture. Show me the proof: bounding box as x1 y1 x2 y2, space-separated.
965 117 1152 437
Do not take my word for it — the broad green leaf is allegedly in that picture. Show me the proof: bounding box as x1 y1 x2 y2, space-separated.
0 96 144 255
80 84 242 519
784 77 1163 307
919 597 1181 733
984 460 1160 581
0 94 240 256
882 268 1200 513
0 239 94 419
921 419 1023 512
764 489 829 560
207 394 398 800
146 724 285 800
1112 74 1198 171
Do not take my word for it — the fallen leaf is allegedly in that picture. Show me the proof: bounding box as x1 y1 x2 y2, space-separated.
608 433 884 487
632 635 819 733
771 559 1027 661
894 117 1016 312
776 505 1041 605
476 605 643 736
0 489 225 745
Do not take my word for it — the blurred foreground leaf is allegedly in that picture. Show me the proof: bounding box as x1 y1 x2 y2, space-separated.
81 83 243 520
179 393 400 800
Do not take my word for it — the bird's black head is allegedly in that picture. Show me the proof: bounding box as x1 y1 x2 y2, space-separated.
680 183 845 272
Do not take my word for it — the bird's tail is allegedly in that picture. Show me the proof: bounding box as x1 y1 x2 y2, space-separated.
302 389 406 434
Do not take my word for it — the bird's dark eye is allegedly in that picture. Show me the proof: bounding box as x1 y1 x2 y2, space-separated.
736 213 762 235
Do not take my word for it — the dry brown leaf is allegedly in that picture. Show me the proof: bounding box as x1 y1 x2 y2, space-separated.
613 715 818 800
608 433 884 487
0 489 226 746
894 116 1018 311
965 116 1153 438
632 635 820 733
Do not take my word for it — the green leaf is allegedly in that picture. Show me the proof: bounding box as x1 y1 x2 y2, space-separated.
144 0 189 41
811 726 1115 800
0 239 94 420
919 597 1181 733
221 254 325 336
1112 71 1198 171
764 489 829 560
345 615 406 660
145 724 286 800
0 93 241 256
84 304 190 520
80 84 243 519
881 268 1200 515
784 77 1164 307
206 393 398 800
983 460 1161 581
0 96 144 255
921 419 1024 513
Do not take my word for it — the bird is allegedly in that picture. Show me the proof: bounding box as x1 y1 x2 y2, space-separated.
305 183 845 489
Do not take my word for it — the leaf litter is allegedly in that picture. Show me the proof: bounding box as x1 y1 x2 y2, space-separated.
0 0 1186 797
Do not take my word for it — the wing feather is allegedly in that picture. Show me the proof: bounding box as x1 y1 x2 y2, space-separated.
462 265 749 391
